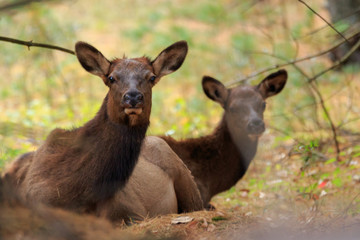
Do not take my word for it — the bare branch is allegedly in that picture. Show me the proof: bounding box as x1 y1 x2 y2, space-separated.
227 31 360 86
298 0 350 43
292 64 341 160
308 38 360 83
249 50 342 160
299 6 360 39
0 36 75 55
0 0 53 11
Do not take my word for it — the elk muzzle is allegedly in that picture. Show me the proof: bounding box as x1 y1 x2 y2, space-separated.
247 118 265 139
122 91 144 115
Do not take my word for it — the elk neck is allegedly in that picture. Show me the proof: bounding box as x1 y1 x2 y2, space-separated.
165 113 258 204
73 94 149 203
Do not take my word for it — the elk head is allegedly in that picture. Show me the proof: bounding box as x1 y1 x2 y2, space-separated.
202 70 287 142
75 41 188 126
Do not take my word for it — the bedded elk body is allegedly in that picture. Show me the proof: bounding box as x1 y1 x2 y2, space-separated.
161 70 287 208
96 136 203 223
3 40 190 213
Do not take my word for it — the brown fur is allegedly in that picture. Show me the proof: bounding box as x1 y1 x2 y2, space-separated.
4 137 204 223
3 41 189 214
97 136 203 223
0 177 147 240
161 70 288 207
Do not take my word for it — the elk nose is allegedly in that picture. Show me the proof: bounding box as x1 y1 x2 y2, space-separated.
247 119 265 134
123 91 144 107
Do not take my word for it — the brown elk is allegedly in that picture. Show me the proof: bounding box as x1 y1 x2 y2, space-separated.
0 177 142 240
4 139 203 224
3 40 192 213
96 136 203 223
161 70 288 208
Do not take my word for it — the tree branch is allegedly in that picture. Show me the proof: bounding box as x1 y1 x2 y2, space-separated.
0 36 75 55
0 0 54 11
227 31 360 86
298 0 350 43
246 50 342 160
308 38 360 83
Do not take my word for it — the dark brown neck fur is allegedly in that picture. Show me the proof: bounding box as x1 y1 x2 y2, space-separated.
162 114 258 206
30 95 148 210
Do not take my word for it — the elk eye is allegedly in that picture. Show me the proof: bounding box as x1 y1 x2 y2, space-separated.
149 75 156 83
108 76 115 84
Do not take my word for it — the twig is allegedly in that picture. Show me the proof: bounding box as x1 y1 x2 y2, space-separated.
299 7 360 39
0 36 75 55
310 82 341 159
298 0 350 44
0 0 49 11
253 50 341 160
308 39 360 83
227 31 360 86
289 63 341 160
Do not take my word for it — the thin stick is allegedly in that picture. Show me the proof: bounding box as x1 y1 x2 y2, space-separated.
308 39 360 83
0 36 75 55
299 7 360 39
253 50 342 160
298 0 350 44
0 0 45 11
227 31 360 86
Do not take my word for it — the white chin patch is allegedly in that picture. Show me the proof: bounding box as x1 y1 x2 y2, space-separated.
248 134 262 141
124 108 143 115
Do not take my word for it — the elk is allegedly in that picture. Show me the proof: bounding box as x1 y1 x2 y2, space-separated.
3 40 191 213
0 176 140 240
161 70 288 208
96 136 203 223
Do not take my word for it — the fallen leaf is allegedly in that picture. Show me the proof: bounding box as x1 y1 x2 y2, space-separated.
245 212 252 216
353 175 360 182
207 224 216 232
201 218 208 228
187 220 199 229
171 216 194 225
259 192 266 199
215 211 225 217
318 179 328 188
319 190 327 197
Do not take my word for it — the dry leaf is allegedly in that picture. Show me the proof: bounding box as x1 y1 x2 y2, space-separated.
207 224 216 232
171 216 194 225
201 217 208 228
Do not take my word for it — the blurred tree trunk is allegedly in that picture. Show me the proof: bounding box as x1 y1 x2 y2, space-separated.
327 0 360 65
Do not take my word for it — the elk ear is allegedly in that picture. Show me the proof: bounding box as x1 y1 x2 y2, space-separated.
202 76 228 108
151 41 188 82
75 42 111 78
257 69 287 99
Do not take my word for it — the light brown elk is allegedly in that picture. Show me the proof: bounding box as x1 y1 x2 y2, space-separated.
161 70 287 208
96 136 203 223
3 40 199 215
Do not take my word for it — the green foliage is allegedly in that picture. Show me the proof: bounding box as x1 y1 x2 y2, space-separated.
296 140 320 164
211 216 227 221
